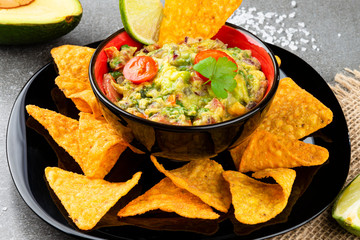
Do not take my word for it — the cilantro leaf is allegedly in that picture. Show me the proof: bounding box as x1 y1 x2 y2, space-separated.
213 57 237 92
211 79 228 99
193 57 216 79
193 56 238 99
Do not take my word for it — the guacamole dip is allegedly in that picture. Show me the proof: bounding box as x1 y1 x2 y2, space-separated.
103 38 268 126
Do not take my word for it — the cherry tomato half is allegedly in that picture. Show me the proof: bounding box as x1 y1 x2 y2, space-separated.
123 56 158 84
194 49 238 81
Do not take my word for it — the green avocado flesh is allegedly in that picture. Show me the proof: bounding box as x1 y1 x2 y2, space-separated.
0 0 82 45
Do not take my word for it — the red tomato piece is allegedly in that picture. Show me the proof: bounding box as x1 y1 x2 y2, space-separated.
194 49 238 81
123 56 158 84
103 73 121 102
104 46 119 59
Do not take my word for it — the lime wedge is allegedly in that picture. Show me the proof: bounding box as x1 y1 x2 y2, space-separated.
333 174 360 236
119 0 163 45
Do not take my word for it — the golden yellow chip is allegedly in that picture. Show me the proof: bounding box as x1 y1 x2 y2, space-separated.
150 156 231 213
258 77 333 139
55 76 90 97
26 105 81 163
51 45 95 82
55 76 102 118
78 112 128 179
45 167 141 230
118 177 219 219
233 130 329 172
229 139 249 170
69 89 102 118
158 0 243 45
100 106 140 153
223 168 296 225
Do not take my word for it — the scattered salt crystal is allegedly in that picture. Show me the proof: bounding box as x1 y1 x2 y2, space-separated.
312 45 318 50
228 6 319 52
29 71 34 75
265 12 275 18
289 42 298 51
301 29 310 36
249 7 257 12
300 38 309 44
291 1 297 8
2 207 7 211
288 12 296 18
338 33 341 37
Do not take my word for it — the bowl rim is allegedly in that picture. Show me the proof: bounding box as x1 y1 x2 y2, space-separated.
89 22 280 132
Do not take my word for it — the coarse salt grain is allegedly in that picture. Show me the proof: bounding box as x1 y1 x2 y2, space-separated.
228 6 319 52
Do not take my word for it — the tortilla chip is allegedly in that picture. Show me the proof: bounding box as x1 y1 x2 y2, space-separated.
229 139 249 170
26 115 83 173
223 168 296 224
25 105 81 163
150 156 231 213
158 0 243 45
100 105 134 144
45 167 141 230
118 177 219 219
55 76 101 117
78 112 128 179
69 89 102 118
55 76 90 97
235 130 329 172
258 77 333 139
51 45 95 82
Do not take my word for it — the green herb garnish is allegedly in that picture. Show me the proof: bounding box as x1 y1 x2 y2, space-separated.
193 57 237 99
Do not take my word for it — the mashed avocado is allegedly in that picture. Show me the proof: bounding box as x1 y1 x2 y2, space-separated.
104 38 267 126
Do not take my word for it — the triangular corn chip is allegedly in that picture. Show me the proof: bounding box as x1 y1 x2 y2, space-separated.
26 105 81 163
258 77 333 139
55 76 90 97
150 156 231 213
78 112 128 179
99 104 134 144
118 177 219 219
233 130 329 172
223 168 296 224
45 167 141 230
51 45 95 82
69 89 102 118
158 0 243 45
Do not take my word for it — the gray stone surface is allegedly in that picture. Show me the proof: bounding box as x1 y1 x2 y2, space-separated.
0 0 359 239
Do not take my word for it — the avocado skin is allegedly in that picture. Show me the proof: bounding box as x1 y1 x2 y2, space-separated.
0 13 82 45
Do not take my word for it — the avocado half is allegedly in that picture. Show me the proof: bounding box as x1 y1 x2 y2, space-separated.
0 0 82 45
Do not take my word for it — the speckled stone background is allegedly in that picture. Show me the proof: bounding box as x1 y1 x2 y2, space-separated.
0 0 359 239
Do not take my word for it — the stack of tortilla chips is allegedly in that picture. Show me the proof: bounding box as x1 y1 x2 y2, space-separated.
26 45 143 230
228 77 332 224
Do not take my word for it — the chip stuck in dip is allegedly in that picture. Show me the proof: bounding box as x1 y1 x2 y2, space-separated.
102 38 268 126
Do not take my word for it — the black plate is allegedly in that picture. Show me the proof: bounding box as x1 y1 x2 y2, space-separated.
6 44 350 240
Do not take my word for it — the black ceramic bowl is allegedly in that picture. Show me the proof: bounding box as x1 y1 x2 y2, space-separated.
89 23 279 161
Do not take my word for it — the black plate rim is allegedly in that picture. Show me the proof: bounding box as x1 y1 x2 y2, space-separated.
6 43 350 240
